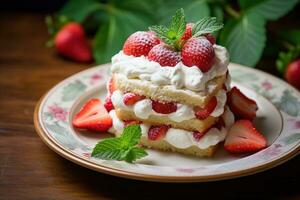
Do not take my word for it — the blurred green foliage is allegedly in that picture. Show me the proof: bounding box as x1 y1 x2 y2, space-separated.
49 0 300 67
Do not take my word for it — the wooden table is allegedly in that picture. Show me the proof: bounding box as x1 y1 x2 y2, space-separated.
0 12 299 200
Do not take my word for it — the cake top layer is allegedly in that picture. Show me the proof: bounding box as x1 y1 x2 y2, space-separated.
111 44 228 92
110 8 227 92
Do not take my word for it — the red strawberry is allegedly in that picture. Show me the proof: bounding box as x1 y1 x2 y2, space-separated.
152 100 177 114
72 99 112 131
228 87 258 120
204 33 216 45
104 95 114 112
124 120 142 127
181 23 193 41
193 131 206 141
194 96 217 120
224 120 267 153
107 76 116 94
148 125 169 140
123 93 145 105
181 37 215 72
55 22 92 63
123 31 160 57
148 44 181 67
285 59 300 90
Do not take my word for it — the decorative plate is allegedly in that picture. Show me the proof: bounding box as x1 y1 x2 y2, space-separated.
34 63 300 182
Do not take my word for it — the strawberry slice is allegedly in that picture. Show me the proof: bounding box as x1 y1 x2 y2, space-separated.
72 99 112 131
193 131 206 141
224 120 267 153
152 100 177 114
228 87 258 120
123 93 145 105
148 125 169 140
194 96 217 120
107 75 116 94
104 95 114 112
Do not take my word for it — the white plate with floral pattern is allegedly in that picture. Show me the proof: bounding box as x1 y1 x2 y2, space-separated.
34 63 300 182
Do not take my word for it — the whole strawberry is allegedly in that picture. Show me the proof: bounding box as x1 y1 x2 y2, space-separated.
285 59 300 90
181 37 215 72
123 31 160 57
55 22 92 63
181 23 193 41
148 44 181 66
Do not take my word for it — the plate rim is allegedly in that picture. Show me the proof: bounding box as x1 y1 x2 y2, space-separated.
33 63 300 182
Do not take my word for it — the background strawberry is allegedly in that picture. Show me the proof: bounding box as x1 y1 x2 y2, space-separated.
54 22 92 63
148 44 181 66
123 31 160 57
285 59 300 90
181 37 215 72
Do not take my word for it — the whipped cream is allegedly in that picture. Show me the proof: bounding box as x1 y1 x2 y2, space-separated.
107 109 233 149
110 89 227 122
111 45 229 92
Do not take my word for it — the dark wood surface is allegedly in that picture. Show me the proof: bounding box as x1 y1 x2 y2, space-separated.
0 12 299 200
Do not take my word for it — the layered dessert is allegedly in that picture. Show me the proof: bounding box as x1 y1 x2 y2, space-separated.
73 9 267 160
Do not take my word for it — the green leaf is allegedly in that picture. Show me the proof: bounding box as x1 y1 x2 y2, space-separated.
278 29 300 45
274 90 300 116
91 125 147 163
192 17 223 37
238 0 299 20
59 0 104 23
149 25 173 46
276 45 300 74
61 80 86 101
184 0 210 23
220 12 266 67
211 5 224 23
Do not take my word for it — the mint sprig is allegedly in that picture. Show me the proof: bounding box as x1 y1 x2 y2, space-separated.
149 8 186 50
149 8 223 50
192 17 223 37
91 125 148 163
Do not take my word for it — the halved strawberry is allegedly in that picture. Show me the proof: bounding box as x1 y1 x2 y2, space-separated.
194 96 217 120
72 99 112 131
107 75 116 94
123 93 145 105
193 131 206 141
224 120 267 153
228 87 258 120
104 95 114 112
148 125 169 140
152 100 177 114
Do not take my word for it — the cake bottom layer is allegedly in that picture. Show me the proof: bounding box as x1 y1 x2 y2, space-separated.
140 137 218 157
115 108 217 132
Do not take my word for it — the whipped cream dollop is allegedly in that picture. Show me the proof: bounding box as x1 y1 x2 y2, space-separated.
111 45 229 92
110 89 227 122
107 108 234 150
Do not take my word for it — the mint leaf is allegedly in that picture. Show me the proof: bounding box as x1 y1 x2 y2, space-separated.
238 0 299 21
220 12 266 67
149 25 173 46
169 8 186 40
91 125 148 163
120 124 142 147
192 17 223 37
149 8 187 49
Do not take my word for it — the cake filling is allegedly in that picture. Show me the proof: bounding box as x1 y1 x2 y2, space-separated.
110 89 227 122
108 107 234 150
